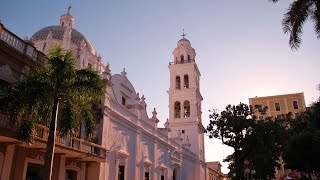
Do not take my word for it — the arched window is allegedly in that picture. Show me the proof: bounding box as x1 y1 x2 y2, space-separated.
184 101 190 118
180 55 184 63
176 76 181 89
187 55 191 62
174 101 181 118
184 75 189 88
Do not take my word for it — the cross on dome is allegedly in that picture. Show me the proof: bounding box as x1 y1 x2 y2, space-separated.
67 5 72 14
181 29 187 39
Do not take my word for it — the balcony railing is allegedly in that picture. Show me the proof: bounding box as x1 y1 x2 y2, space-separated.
169 59 195 65
0 22 47 63
0 111 107 158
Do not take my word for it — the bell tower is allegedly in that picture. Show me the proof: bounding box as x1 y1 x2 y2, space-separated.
168 31 205 161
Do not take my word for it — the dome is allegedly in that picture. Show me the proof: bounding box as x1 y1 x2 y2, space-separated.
177 38 191 47
31 25 94 53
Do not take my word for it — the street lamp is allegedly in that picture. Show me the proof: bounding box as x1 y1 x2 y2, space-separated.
244 160 256 180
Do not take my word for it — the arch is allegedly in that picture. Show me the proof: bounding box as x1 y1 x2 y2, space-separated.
66 165 81 180
184 101 190 118
187 55 191 62
184 74 189 88
180 55 184 62
175 76 181 89
174 101 181 118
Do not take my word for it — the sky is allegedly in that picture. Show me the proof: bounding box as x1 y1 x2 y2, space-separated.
1 0 319 173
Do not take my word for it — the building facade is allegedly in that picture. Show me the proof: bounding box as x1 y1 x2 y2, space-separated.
249 93 306 120
207 162 223 180
0 9 211 180
0 20 107 180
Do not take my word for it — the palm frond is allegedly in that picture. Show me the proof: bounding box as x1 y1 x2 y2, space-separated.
282 0 313 49
59 98 78 135
73 68 107 101
311 0 320 38
81 106 96 140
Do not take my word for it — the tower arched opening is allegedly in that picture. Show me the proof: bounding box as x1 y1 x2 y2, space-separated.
184 75 189 88
174 101 181 118
184 101 190 118
176 76 181 89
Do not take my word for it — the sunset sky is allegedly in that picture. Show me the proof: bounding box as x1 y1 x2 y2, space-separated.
1 0 319 173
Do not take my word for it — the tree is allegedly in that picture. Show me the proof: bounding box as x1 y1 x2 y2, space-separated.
270 0 320 49
206 103 255 179
3 46 107 180
206 103 287 179
243 118 288 179
283 99 320 179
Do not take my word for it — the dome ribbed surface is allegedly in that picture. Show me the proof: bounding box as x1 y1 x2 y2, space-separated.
31 25 94 52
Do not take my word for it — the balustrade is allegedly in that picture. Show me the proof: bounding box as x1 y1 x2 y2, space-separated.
0 23 42 62
0 111 107 158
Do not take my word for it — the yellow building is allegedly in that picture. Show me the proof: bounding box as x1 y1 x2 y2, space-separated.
249 93 306 120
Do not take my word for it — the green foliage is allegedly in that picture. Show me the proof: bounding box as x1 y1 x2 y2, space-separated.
283 100 320 178
271 0 320 49
206 103 288 179
4 45 107 143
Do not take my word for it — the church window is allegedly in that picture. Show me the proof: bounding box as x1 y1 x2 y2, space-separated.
122 96 126 106
174 101 181 118
182 130 185 134
161 175 164 180
184 101 190 118
187 55 191 62
175 76 181 89
145 172 149 180
184 75 189 88
88 63 92 69
173 169 176 180
118 165 125 180
62 22 64 26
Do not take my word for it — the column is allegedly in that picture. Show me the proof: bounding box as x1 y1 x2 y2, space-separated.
153 141 157 180
115 159 120 180
178 166 182 180
135 130 141 180
124 159 128 180
57 154 66 180
80 162 86 180
1 144 15 180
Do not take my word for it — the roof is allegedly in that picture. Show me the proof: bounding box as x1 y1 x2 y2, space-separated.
31 25 94 53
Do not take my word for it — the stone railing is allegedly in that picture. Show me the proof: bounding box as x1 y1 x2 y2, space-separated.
0 111 107 158
169 59 195 65
0 22 47 63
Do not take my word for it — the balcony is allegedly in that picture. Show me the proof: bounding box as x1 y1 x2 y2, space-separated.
169 59 195 65
0 22 47 64
0 111 107 162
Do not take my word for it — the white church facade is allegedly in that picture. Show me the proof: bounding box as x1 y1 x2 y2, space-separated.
0 8 218 180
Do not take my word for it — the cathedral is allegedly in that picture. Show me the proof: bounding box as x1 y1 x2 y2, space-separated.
0 8 222 180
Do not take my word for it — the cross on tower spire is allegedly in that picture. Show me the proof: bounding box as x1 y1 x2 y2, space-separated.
67 5 72 14
181 29 186 39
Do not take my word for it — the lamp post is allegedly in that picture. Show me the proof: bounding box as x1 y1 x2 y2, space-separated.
243 160 256 180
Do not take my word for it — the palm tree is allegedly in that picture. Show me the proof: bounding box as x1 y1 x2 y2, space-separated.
5 46 107 180
271 0 320 49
